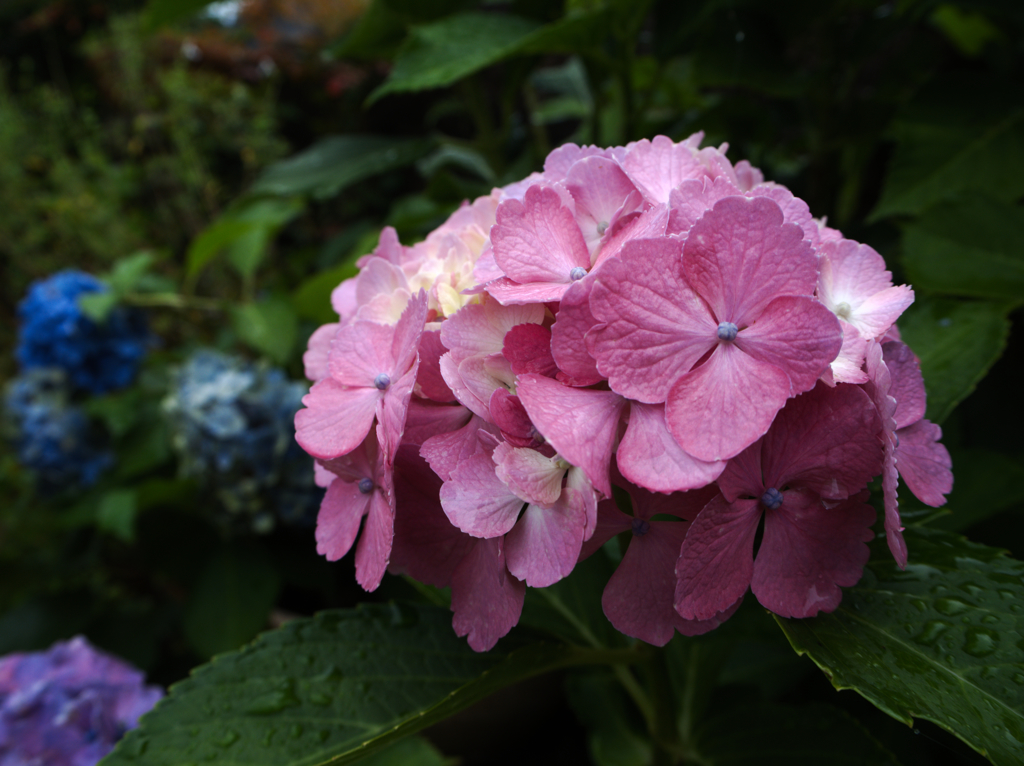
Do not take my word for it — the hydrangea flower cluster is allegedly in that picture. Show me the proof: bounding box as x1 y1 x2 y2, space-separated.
295 134 953 650
16 270 150 395
163 350 320 533
0 636 162 766
2 369 114 490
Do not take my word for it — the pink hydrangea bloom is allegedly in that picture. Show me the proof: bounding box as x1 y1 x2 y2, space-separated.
293 132 951 650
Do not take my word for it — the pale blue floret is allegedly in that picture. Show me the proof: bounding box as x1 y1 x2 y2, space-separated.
761 487 784 510
374 373 391 391
717 321 739 341
569 266 588 281
358 478 375 494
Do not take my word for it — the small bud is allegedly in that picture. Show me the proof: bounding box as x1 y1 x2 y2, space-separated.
358 478 374 494
569 266 588 281
717 321 739 341
631 517 651 537
761 487 783 510
373 373 391 391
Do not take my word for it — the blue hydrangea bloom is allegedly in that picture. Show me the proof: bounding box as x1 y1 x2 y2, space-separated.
163 350 319 533
3 369 114 490
0 636 162 766
16 270 150 395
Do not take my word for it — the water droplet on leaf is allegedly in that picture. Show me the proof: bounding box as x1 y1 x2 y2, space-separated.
964 628 999 657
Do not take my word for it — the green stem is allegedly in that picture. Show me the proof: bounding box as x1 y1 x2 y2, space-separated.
121 292 223 312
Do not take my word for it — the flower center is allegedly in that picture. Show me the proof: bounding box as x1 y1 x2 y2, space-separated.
358 477 374 494
835 301 853 321
596 221 609 236
373 373 391 391
631 517 651 537
761 487 783 510
569 266 588 281
717 321 739 341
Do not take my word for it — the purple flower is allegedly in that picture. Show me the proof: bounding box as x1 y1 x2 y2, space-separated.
0 637 162 766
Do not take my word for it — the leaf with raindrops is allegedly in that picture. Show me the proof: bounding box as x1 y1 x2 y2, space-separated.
776 526 1024 766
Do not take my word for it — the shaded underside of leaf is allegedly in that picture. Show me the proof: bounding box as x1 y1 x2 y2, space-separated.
776 527 1024 766
100 603 631 766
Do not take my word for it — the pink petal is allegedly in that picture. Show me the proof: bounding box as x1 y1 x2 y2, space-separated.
565 156 642 249
491 185 589 284
675 495 761 621
666 343 792 462
592 203 670 270
735 295 843 393
439 352 490 421
489 388 537 447
849 286 914 339
505 490 586 587
459 354 515 419
440 452 524 538
734 160 764 190
579 499 632 560
516 373 626 496
667 177 739 236
566 465 599 540
882 434 907 568
829 320 870 385
416 330 455 402
503 323 557 377
303 323 339 382
328 320 396 387
420 414 498 481
391 290 428 373
897 419 953 507
751 490 874 618
817 239 895 310
486 277 575 305
749 185 818 244
402 399 471 447
451 538 525 652
379 364 419 463
621 135 704 204
295 378 379 459
493 441 565 506
315 478 370 561
883 341 927 428
617 402 725 493
354 480 395 591
758 382 883 499
603 518 694 646
544 143 609 178
683 196 817 327
354 256 408 308
549 279 603 387
330 277 357 320
441 300 545 364
313 461 334 488
589 237 715 402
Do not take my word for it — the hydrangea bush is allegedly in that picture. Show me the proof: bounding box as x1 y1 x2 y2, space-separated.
0 637 162 766
294 134 953 650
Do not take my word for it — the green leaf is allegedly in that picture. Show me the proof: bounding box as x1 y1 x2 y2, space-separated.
182 543 281 659
566 669 651 766
356 736 450 766
291 262 359 325
96 489 138 543
329 0 407 60
78 291 119 323
187 199 303 280
897 297 1012 423
902 197 1024 302
932 448 1024 532
775 527 1024 766
871 108 1024 221
230 297 299 364
109 251 158 295
100 604 634 766
930 4 1000 57
142 0 213 32
250 136 434 200
368 13 541 103
695 703 901 765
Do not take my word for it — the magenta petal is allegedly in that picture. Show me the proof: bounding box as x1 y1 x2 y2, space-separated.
621 135 704 204
303 323 339 382
493 441 565 506
420 414 498 482
735 296 843 393
683 196 817 326
492 185 589 284
675 495 761 621
439 352 490 421
897 419 953 507
503 323 557 377
751 490 874 618
505 491 586 587
579 499 632 561
380 364 418 463
417 330 455 402
451 538 525 652
315 478 370 561
489 388 536 446
441 300 546 364
882 435 908 569
354 479 396 591
402 400 472 448
883 341 927 428
603 519 694 646
550 278 603 386
440 452 524 538
295 378 379 459
617 402 724 493
589 237 715 402
666 344 791 462
516 373 626 496
759 382 883 499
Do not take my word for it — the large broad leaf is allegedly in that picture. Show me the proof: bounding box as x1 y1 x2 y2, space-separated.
185 199 302 280
902 197 1024 302
871 104 1024 221
230 297 300 365
100 604 633 766
695 703 902 765
249 136 434 200
776 527 1024 766
932 448 1024 533
897 297 1012 423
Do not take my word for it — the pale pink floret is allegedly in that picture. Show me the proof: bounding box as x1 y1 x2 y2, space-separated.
315 425 395 591
295 291 427 461
817 238 914 341
675 383 881 621
390 449 524 651
303 322 338 382
563 156 644 255
487 185 591 304
620 135 707 205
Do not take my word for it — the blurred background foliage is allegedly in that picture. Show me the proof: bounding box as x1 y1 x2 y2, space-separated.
0 0 1022 763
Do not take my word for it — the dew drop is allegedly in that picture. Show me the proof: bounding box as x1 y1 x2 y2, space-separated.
314 665 343 682
215 730 239 748
317 730 330 743
960 582 984 598
935 598 969 616
964 627 999 658
911 599 927 613
1013 673 1024 685
290 724 304 739
262 728 277 747
245 688 299 715
999 590 1016 601
982 614 999 624
309 692 333 706
913 620 951 646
